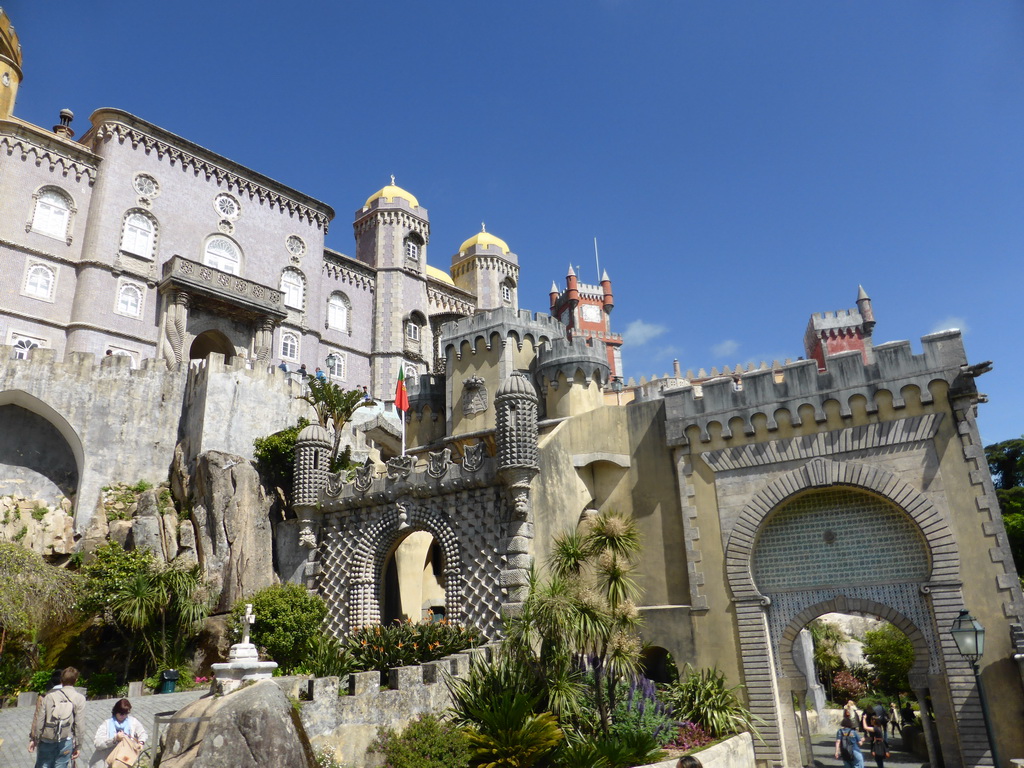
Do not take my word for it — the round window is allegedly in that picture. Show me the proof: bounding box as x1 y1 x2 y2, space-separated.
133 174 159 198
214 193 241 220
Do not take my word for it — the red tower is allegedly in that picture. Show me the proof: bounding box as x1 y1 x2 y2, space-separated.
803 285 876 371
550 265 623 379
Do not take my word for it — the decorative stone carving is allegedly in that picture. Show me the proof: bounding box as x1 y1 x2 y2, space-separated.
161 290 190 365
462 442 486 472
427 448 452 478
462 375 488 416
352 459 376 492
386 455 414 480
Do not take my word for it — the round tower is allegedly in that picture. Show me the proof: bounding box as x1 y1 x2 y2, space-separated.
0 9 24 119
451 224 519 311
293 423 332 508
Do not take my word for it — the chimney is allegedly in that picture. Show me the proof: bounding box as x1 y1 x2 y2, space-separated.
53 108 74 139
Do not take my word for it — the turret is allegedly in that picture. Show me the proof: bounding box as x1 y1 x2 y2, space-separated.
601 269 614 312
0 8 24 119
565 264 579 307
856 285 875 335
549 281 559 311
451 224 519 311
803 286 877 371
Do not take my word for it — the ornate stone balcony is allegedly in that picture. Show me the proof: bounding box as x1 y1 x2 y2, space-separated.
160 255 287 321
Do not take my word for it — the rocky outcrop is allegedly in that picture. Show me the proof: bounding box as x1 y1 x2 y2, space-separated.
189 451 277 612
0 494 76 555
158 681 316 768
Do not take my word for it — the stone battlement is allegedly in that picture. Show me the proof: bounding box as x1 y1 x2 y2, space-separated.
665 331 974 446
536 335 611 386
440 307 566 357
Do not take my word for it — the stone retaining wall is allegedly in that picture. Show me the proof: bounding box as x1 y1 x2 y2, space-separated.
642 732 756 768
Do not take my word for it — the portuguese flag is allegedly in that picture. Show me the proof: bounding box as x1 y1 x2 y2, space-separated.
395 366 409 412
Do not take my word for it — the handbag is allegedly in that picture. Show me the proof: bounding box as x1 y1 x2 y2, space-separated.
106 736 142 768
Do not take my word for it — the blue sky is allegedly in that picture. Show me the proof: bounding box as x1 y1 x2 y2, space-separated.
7 1 1023 444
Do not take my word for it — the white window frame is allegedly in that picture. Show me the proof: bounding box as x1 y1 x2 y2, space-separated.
280 331 299 361
115 282 145 318
10 333 46 360
327 293 350 333
406 321 420 341
405 240 420 261
23 262 56 302
326 351 347 381
403 363 418 380
501 283 513 304
120 211 157 260
281 270 305 311
214 193 241 220
29 187 73 242
202 236 242 275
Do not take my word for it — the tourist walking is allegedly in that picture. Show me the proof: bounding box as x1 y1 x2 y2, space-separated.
866 714 890 768
835 716 865 768
27 667 86 768
888 702 899 736
90 698 148 768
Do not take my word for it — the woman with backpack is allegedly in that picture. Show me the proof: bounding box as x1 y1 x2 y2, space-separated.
866 714 891 768
834 716 864 768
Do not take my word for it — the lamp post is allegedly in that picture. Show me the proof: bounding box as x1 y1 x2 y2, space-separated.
949 609 1001 768
325 353 339 377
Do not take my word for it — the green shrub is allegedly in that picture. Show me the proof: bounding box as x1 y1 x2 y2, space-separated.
370 713 470 768
253 418 310 497
608 676 676 745
231 584 327 673
131 480 153 493
296 633 355 678
75 543 156 614
31 504 49 521
663 665 761 739
27 669 58 694
86 672 119 698
348 619 480 675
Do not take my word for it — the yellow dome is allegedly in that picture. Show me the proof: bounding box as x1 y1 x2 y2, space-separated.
364 182 419 209
459 226 509 255
425 264 454 286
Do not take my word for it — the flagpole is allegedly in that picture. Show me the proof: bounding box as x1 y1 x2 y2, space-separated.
401 411 406 457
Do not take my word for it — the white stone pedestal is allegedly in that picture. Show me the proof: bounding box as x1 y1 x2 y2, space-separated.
211 642 278 694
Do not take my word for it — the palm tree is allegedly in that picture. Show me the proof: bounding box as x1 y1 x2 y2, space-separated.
298 378 371 468
808 619 846 701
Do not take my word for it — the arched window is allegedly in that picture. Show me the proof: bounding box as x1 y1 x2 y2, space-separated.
116 284 144 317
30 188 72 240
25 264 55 300
12 337 41 359
501 282 513 304
281 270 305 310
404 233 424 265
202 236 242 275
120 212 156 259
280 331 299 361
327 351 346 380
327 293 350 332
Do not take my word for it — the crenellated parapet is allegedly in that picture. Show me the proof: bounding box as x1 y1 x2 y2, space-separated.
665 330 976 447
440 307 565 359
407 373 445 416
535 335 611 388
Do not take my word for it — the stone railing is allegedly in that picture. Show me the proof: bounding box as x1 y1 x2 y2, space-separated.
283 644 497 768
160 255 286 319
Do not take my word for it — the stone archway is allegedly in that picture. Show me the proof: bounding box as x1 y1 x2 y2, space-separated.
723 457 989 768
189 329 235 361
344 500 466 631
0 390 84 511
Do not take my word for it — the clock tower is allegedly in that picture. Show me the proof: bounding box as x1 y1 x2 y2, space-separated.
550 265 622 379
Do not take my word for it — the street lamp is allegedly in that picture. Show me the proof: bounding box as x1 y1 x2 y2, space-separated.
325 353 339 374
949 609 1000 768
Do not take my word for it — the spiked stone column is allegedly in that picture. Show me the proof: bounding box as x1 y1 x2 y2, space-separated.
495 371 540 616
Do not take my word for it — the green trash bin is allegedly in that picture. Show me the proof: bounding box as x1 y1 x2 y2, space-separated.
159 669 179 694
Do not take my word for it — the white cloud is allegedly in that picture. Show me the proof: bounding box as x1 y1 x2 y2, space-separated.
931 316 969 335
712 339 739 358
623 319 668 346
